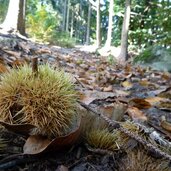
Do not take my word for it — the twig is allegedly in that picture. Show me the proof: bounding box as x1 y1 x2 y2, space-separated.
74 77 86 88
32 57 38 76
79 101 171 161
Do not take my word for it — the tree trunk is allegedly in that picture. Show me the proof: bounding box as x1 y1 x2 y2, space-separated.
62 0 67 31
66 0 70 32
70 6 74 38
118 0 131 63
96 0 101 47
1 0 26 35
105 0 114 48
86 1 91 45
18 0 26 35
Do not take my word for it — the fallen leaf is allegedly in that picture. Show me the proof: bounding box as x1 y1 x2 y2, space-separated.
103 85 113 92
3 50 21 58
129 98 151 109
0 63 8 73
56 165 68 171
121 80 133 90
23 117 81 154
160 116 171 132
114 89 130 97
79 90 116 104
145 97 165 106
0 121 36 135
79 92 96 105
161 72 170 81
127 107 147 121
139 80 150 87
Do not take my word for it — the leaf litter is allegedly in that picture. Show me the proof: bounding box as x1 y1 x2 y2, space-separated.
0 35 170 170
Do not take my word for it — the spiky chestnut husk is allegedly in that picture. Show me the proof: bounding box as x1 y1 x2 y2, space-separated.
86 129 121 151
0 65 78 138
119 149 170 171
86 121 141 152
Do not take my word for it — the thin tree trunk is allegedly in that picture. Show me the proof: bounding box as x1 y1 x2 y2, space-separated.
96 0 101 47
105 0 114 48
118 0 131 63
62 0 67 31
1 0 26 35
86 1 91 45
70 6 74 38
18 0 26 35
66 0 70 32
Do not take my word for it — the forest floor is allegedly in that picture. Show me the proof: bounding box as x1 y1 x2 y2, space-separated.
0 34 171 171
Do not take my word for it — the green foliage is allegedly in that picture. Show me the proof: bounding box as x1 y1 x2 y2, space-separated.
50 31 75 48
107 55 116 65
26 3 75 47
0 0 9 23
133 46 154 63
26 4 59 42
130 0 171 49
134 46 171 64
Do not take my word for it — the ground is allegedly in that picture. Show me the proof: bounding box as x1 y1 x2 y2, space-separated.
0 34 171 171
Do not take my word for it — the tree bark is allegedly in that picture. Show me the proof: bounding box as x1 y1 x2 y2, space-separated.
70 6 74 38
1 0 26 35
86 1 91 45
105 0 114 48
62 0 67 31
66 0 70 32
96 0 101 47
118 0 131 63
18 0 26 35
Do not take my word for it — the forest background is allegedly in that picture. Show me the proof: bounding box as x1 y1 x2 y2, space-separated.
0 0 171 64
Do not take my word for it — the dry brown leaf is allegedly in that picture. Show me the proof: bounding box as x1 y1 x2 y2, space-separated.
103 85 113 92
79 92 96 105
3 50 21 58
79 90 116 103
145 97 165 106
114 89 130 97
161 72 170 81
121 80 133 89
37 48 51 54
0 63 8 73
139 80 150 87
129 98 151 109
124 64 132 72
12 59 27 67
24 117 81 154
77 78 90 85
24 135 51 154
127 107 147 121
160 116 171 132
0 120 36 135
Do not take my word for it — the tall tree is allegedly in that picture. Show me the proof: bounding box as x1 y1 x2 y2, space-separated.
96 0 101 47
62 0 67 31
105 0 114 48
86 1 91 45
118 0 131 62
1 0 26 35
70 6 74 37
66 0 70 32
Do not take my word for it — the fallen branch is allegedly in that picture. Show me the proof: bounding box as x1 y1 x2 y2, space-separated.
79 101 171 161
